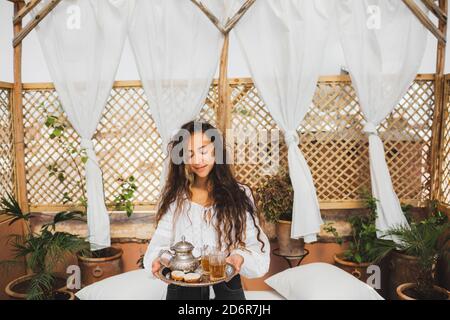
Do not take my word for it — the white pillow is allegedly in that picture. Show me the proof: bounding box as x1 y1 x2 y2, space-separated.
244 290 286 300
75 269 167 300
265 263 383 300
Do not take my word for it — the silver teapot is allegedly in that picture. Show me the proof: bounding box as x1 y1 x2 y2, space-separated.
159 236 200 272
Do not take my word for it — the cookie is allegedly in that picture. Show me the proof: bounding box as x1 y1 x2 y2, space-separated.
184 272 201 283
171 270 186 281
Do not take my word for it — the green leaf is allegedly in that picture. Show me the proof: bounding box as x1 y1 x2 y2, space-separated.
44 116 56 127
1 192 31 223
52 128 62 137
57 172 65 183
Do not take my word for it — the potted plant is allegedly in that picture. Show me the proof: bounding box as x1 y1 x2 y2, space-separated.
75 175 137 286
324 192 392 289
256 168 304 256
75 175 139 286
0 193 89 300
376 202 448 299
376 212 449 300
42 106 138 286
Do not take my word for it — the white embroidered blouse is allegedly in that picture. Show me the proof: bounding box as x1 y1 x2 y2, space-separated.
143 184 270 279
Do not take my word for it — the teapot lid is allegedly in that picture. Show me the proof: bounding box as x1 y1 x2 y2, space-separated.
172 235 194 253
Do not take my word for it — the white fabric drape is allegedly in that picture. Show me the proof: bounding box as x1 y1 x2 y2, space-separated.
336 0 428 239
35 0 131 250
128 0 224 190
235 0 333 243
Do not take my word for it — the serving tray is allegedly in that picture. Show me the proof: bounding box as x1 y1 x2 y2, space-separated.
156 263 236 287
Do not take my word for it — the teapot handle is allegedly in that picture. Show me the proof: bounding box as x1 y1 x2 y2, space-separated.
159 249 174 268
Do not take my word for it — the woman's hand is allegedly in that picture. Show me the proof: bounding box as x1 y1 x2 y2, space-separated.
226 254 244 274
152 257 162 276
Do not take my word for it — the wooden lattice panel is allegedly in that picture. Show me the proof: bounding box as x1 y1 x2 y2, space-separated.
0 86 14 200
200 84 219 127
440 79 450 205
22 87 81 207
22 83 216 210
229 81 284 189
379 79 434 203
19 77 433 211
230 77 434 206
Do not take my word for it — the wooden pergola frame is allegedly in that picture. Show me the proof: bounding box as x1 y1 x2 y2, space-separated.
5 0 450 216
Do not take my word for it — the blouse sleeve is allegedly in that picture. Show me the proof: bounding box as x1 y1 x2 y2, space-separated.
231 185 271 279
143 204 174 276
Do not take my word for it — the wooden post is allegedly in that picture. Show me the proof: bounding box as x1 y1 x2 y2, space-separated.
192 0 255 161
12 1 30 218
430 0 448 202
217 33 231 139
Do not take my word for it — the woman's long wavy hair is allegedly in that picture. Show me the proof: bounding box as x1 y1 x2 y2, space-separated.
156 120 266 254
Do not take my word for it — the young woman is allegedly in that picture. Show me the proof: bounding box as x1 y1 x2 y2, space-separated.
143 120 270 300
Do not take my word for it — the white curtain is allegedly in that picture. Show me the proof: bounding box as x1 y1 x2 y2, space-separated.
35 0 131 250
235 0 333 243
128 0 225 190
336 0 428 239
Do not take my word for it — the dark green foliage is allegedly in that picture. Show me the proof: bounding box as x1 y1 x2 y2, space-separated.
0 194 89 300
256 168 293 223
324 190 393 264
113 175 137 217
374 211 449 299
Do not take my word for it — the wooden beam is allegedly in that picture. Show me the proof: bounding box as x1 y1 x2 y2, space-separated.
13 0 41 25
403 0 446 44
190 0 225 34
421 0 447 22
224 0 256 33
12 0 61 48
0 81 14 89
12 1 31 239
430 0 448 201
191 0 256 34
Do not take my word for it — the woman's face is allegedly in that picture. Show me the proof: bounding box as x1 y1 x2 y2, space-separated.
185 132 215 179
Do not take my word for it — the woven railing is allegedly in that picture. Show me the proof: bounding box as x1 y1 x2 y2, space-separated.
3 75 435 212
230 76 434 209
439 77 450 209
0 83 15 203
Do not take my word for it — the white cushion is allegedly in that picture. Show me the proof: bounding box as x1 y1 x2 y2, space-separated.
265 263 383 300
75 269 167 300
244 290 286 300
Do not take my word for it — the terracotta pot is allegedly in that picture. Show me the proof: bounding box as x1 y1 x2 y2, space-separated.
437 253 450 291
388 250 422 300
76 246 123 287
333 253 388 298
396 283 450 300
276 220 305 256
333 253 372 281
5 273 68 300
53 289 75 300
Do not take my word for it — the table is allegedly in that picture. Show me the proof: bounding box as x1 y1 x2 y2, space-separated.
272 248 310 268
